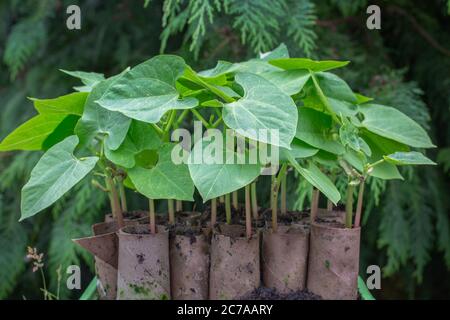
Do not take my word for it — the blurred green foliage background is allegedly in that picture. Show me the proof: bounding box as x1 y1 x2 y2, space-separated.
0 0 449 299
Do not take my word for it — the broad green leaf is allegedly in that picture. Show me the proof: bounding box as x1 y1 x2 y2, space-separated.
359 104 435 148
329 97 358 117
363 133 404 180
188 138 262 201
105 120 161 168
313 150 338 168
96 55 198 123
60 69 105 92
355 93 373 104
280 139 318 161
199 59 279 78
384 151 436 166
287 154 341 204
260 69 310 95
315 72 357 103
0 113 78 151
295 108 344 155
75 71 132 150
31 92 88 116
339 117 371 156
20 136 98 220
259 43 290 60
269 58 349 72
223 73 298 148
128 143 194 201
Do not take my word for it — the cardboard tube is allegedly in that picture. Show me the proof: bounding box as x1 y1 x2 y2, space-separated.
170 231 210 299
262 224 309 294
306 222 360 300
117 224 170 300
209 224 260 299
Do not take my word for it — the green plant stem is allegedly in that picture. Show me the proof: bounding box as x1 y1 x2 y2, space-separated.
281 172 287 215
164 110 177 133
270 175 275 211
191 109 211 128
311 189 319 224
354 182 365 228
105 175 124 228
149 198 156 234
151 123 164 136
271 164 288 233
232 190 238 210
211 115 223 128
219 196 224 204
245 185 252 239
345 184 354 228
168 199 175 224
176 109 189 126
192 71 235 103
176 200 182 212
117 178 128 213
251 182 258 219
211 198 217 225
225 193 232 224
40 268 48 300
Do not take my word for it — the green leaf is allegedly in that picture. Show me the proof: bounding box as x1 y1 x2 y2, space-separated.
259 43 290 60
383 151 436 166
75 71 132 150
315 72 357 103
223 73 298 148
0 113 78 151
96 55 198 123
295 108 344 154
30 92 88 116
329 97 358 117
60 69 105 92
199 59 279 78
105 120 161 168
20 136 98 220
269 58 349 72
363 133 404 180
188 138 262 201
287 155 340 204
260 69 310 95
359 104 435 148
128 143 194 201
280 138 318 161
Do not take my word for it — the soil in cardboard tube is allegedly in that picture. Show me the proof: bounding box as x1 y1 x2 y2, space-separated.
240 287 322 300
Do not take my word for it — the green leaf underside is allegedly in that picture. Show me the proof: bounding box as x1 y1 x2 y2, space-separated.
384 151 436 166
105 120 161 168
296 107 344 154
0 114 78 151
96 55 198 123
188 138 262 201
60 69 105 92
223 73 298 148
315 72 357 103
128 144 194 201
360 104 435 148
287 154 341 204
280 138 319 161
31 92 88 116
260 69 310 95
268 58 350 72
20 136 98 220
363 133 404 180
75 71 132 150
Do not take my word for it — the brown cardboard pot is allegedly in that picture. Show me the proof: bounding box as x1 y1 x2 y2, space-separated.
209 224 260 300
316 208 345 224
170 228 210 299
117 224 170 300
306 222 360 300
73 220 122 300
262 224 309 294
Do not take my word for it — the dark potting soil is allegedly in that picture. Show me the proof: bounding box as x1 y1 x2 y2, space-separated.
260 208 308 226
203 203 267 228
240 287 322 300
